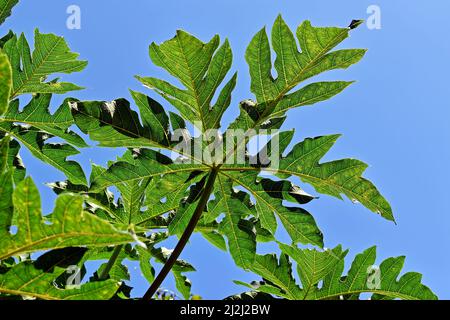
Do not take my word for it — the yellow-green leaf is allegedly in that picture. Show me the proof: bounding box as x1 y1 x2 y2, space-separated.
0 176 132 261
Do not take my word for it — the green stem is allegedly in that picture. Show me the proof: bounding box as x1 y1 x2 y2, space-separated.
142 167 219 300
98 244 123 280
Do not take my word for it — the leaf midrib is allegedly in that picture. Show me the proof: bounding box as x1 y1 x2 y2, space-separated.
253 259 298 300
0 0 17 23
0 125 80 181
175 36 206 130
220 166 388 218
270 26 350 107
217 175 247 268
11 34 63 98
0 230 130 260
74 106 206 165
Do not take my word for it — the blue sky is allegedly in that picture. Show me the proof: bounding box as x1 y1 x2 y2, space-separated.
3 0 450 299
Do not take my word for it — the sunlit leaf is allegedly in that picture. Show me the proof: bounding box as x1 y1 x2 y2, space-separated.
0 0 18 26
137 31 236 130
237 244 437 300
0 49 12 115
3 30 87 98
0 176 132 261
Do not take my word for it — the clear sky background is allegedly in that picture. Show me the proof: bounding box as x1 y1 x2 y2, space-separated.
3 0 450 299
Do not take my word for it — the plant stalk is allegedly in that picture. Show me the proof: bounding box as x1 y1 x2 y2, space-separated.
98 244 123 280
142 167 219 300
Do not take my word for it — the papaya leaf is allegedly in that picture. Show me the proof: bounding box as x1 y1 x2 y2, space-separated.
277 135 393 221
140 171 206 226
0 176 133 261
96 260 130 282
46 167 120 224
0 0 18 26
90 148 208 192
0 89 88 184
138 246 156 284
71 93 172 149
167 176 207 236
222 132 393 221
0 1 435 301
236 244 437 300
2 94 86 147
137 31 236 130
235 253 303 300
2 30 87 98
149 246 196 273
80 244 138 285
0 135 25 183
220 170 322 247
138 243 195 300
215 176 256 270
244 16 365 124
0 49 12 115
0 137 13 230
200 228 227 251
71 91 207 167
69 16 401 297
47 157 206 232
173 271 192 300
0 246 122 300
72 17 393 278
0 263 120 300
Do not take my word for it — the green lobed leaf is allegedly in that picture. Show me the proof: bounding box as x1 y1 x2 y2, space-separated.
231 15 364 131
147 246 196 273
220 170 322 247
222 132 393 221
0 93 87 184
137 30 236 130
81 245 138 284
236 253 303 299
72 93 171 149
0 263 121 300
47 166 120 224
66 17 400 299
0 137 13 230
167 177 206 236
141 169 206 227
48 156 206 234
277 134 393 221
215 175 256 270
90 148 208 192
0 49 12 115
2 29 87 98
200 229 227 251
173 271 192 300
0 0 18 26
0 176 133 261
138 246 156 285
71 92 206 166
237 244 437 300
247 16 364 111
3 94 87 147
0 125 86 185
0 135 25 183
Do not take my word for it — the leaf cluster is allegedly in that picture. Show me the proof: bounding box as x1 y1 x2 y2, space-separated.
0 1 436 300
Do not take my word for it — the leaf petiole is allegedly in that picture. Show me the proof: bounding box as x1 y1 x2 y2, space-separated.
142 167 219 300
